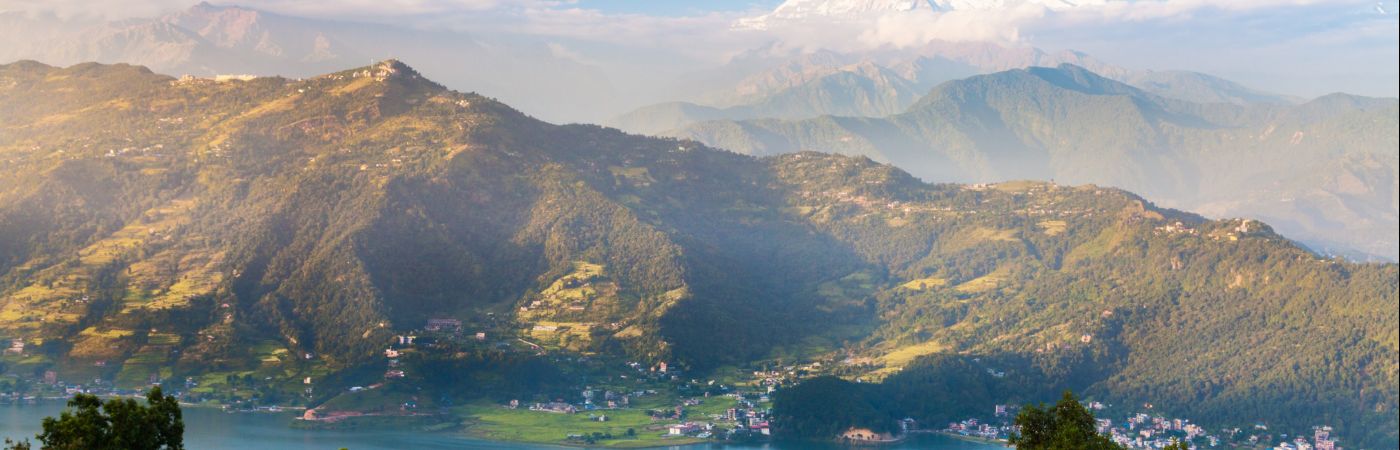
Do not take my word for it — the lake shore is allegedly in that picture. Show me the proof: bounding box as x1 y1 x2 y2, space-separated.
6 398 1002 450
935 431 1009 447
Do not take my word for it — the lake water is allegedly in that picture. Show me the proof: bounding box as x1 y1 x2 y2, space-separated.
2 401 1002 449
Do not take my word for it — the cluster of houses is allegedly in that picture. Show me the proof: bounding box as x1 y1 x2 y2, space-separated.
529 401 579 414
947 417 1010 440
376 317 491 381
722 405 772 436
944 401 1348 450
517 387 643 415
582 387 631 409
0 375 143 405
501 365 778 442
1268 427 1341 450
1099 413 1212 448
666 418 768 440
4 339 24 355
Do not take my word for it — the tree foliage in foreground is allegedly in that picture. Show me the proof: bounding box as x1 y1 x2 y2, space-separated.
3 387 183 450
1010 390 1121 450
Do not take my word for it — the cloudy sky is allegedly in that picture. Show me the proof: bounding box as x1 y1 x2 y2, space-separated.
2 0 1396 97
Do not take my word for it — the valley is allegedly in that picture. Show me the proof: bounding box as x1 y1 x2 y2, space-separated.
0 59 1395 448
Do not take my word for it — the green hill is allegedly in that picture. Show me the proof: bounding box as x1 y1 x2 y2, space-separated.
0 59 866 374
766 153 1397 445
0 60 1395 447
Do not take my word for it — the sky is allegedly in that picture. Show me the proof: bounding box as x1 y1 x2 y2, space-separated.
1 0 1396 98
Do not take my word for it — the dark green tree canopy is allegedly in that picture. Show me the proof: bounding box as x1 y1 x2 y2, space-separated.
26 387 183 450
771 376 895 440
1011 391 1121 450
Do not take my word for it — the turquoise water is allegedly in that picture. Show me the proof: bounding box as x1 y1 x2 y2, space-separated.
2 401 1002 449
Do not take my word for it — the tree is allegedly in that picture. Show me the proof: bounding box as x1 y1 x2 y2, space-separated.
3 438 32 450
31 386 184 450
1009 391 1122 450
771 376 893 439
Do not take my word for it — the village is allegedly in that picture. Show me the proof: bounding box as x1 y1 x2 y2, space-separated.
936 400 1347 450
5 316 1356 450
290 313 785 446
508 364 779 446
1 309 1356 449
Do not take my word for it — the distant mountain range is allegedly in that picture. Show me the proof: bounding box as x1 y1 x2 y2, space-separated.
2 1 1305 129
609 45 1299 136
0 2 617 123
663 64 1398 261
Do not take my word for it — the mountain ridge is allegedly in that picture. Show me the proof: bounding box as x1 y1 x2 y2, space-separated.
0 60 1395 447
672 63 1399 261
612 47 1298 137
0 4 620 123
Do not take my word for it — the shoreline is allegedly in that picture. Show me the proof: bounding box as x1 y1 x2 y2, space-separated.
456 421 715 449
297 409 717 449
7 400 1011 450
933 431 1009 447
836 433 909 446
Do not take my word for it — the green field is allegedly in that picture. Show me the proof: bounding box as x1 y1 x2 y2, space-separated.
458 402 708 448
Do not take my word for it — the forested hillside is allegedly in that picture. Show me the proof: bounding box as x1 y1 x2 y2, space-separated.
0 59 867 374
0 60 1394 447
763 154 1398 447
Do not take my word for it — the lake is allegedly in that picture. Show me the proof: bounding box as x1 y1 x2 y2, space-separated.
2 401 1003 449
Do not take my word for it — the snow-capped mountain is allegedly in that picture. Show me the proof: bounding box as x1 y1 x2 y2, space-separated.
737 0 931 28
933 0 1107 11
769 0 941 18
739 0 1107 28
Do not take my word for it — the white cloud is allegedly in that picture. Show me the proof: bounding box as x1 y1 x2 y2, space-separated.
736 0 1387 51
0 0 189 19
0 0 546 20
856 6 1043 47
236 0 562 18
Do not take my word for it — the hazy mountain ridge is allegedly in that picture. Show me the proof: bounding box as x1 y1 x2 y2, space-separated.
4 2 1308 130
609 60 960 136
0 3 619 123
1125 70 1301 105
0 61 1394 446
672 64 1399 261
611 42 1296 137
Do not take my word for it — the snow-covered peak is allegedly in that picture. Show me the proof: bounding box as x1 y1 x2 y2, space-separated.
934 0 1106 12
739 0 937 27
770 0 942 18
739 0 1106 28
